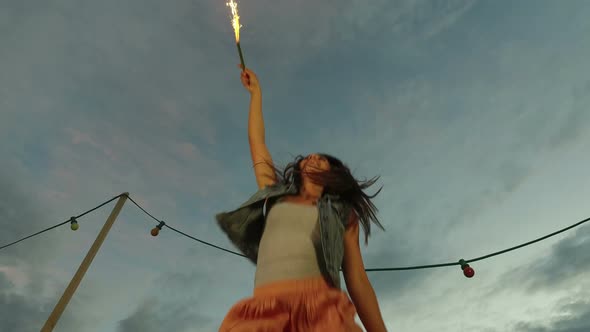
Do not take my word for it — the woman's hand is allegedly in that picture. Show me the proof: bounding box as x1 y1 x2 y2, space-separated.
239 65 261 95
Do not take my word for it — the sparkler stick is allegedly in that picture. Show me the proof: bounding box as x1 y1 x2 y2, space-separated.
236 42 245 70
227 0 245 71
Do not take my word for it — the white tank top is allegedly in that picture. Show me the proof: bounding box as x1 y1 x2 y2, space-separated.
254 200 324 287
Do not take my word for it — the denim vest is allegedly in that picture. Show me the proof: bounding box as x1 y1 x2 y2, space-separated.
216 181 353 289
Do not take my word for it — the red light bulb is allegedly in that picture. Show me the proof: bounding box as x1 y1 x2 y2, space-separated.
463 266 475 278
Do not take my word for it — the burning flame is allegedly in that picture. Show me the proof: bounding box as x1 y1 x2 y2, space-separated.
226 0 242 42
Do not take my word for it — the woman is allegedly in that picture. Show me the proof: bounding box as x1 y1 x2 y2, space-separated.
216 65 387 332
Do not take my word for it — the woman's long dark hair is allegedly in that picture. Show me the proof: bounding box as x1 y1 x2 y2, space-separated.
267 153 385 244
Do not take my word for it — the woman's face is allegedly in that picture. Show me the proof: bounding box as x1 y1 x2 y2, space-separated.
299 154 330 175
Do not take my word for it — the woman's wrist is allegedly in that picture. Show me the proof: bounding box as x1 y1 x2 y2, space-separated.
250 89 261 97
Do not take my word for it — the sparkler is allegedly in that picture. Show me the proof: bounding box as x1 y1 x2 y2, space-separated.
227 0 245 71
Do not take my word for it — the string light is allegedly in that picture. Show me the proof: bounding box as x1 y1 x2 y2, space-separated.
70 217 79 231
0 192 588 277
459 259 475 278
0 194 123 251
151 221 165 236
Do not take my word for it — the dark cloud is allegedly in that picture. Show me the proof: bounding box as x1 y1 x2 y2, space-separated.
0 164 53 330
117 247 251 332
550 80 590 149
334 187 429 296
521 224 590 292
0 275 49 332
1 0 589 331
0 273 11 290
0 164 94 332
0 164 54 264
510 298 590 332
117 297 214 332
361 240 430 298
486 223 590 297
0 274 87 332
442 160 531 229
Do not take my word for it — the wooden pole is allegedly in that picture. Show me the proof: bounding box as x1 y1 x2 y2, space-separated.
41 193 129 332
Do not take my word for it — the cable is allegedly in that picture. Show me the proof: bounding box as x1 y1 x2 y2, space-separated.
0 194 124 251
365 216 590 271
1 192 588 273
127 195 590 272
125 195 246 258
165 224 247 258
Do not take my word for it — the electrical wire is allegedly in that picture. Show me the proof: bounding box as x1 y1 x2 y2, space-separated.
126 194 590 271
125 195 246 258
0 194 124 251
365 216 590 271
1 193 588 273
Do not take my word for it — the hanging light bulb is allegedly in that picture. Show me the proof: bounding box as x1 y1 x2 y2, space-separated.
463 265 475 278
151 221 165 237
459 259 475 278
150 227 159 236
70 217 79 231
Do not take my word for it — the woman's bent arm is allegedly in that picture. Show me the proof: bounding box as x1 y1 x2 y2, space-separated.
343 215 387 332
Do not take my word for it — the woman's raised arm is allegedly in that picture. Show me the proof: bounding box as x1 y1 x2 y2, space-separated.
240 66 277 189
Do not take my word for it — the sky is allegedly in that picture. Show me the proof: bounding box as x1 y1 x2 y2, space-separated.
1 0 590 331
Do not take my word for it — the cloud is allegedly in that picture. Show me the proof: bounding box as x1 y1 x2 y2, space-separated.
0 158 60 267
49 120 230 210
509 297 590 332
1 2 245 330
368 0 477 40
420 0 477 38
0 272 50 332
549 80 590 149
242 0 476 69
2 1 589 331
117 297 214 332
0 162 89 331
492 224 590 295
347 0 477 40
361 246 430 298
117 298 162 332
117 246 253 332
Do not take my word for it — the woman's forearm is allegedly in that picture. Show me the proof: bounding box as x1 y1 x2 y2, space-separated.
247 90 265 144
348 279 387 332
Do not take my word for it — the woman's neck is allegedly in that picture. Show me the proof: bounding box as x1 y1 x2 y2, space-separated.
299 186 322 203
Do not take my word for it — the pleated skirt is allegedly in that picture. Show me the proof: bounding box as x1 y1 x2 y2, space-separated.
219 276 363 331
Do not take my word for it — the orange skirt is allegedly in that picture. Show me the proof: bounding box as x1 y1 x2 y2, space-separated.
219 276 363 331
